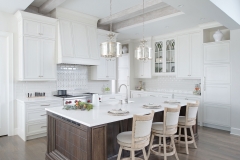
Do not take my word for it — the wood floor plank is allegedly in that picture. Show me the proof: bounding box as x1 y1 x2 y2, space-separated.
0 126 239 160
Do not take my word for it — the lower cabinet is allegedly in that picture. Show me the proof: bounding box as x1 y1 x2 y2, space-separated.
99 94 125 102
17 99 62 141
131 91 172 99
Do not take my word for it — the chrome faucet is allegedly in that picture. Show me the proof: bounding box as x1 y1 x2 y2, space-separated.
118 84 128 104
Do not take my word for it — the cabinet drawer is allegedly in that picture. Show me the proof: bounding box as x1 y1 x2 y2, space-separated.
26 101 62 110
27 121 47 136
27 110 47 122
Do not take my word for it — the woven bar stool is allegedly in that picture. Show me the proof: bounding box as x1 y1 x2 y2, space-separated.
177 101 199 154
148 106 181 160
116 111 154 160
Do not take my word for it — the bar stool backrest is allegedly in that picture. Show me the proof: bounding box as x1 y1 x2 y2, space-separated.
164 106 181 135
131 111 154 149
185 101 199 125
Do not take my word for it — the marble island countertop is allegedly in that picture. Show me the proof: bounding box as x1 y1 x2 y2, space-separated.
45 97 196 127
131 90 201 97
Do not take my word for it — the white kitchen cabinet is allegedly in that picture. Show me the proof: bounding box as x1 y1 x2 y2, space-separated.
41 39 56 79
153 38 176 76
88 26 99 60
23 20 55 39
204 41 230 63
134 60 151 78
23 37 41 79
203 40 231 131
177 32 202 78
72 22 89 58
17 99 62 141
15 11 57 81
204 64 230 84
131 91 172 99
21 37 56 80
90 29 117 80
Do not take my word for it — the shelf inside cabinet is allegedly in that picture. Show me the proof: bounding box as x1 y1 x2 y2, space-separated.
203 26 230 43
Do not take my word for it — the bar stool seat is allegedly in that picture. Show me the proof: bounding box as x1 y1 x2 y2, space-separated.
151 122 176 134
117 131 145 148
178 116 195 126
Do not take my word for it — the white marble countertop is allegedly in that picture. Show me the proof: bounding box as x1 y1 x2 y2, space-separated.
45 97 196 127
16 96 62 103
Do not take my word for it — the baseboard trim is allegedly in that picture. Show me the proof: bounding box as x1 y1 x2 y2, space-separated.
14 128 18 135
230 128 240 136
203 123 230 131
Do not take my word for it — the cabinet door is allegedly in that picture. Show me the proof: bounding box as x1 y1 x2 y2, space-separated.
24 20 41 37
23 37 41 79
41 23 55 39
204 85 230 105
204 64 230 84
87 26 99 59
107 58 116 79
134 59 142 78
41 39 56 79
204 42 230 63
177 34 190 77
72 23 89 58
59 20 74 57
97 57 107 79
142 60 151 78
190 32 202 77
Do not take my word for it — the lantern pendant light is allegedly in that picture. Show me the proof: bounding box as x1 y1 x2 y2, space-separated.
135 0 152 60
100 0 122 58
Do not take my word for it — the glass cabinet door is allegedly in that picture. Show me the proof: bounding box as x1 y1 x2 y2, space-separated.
166 39 175 73
155 41 163 73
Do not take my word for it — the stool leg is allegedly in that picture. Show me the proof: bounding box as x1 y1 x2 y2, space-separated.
117 146 122 160
147 134 154 158
159 136 162 153
142 148 147 160
171 135 179 160
184 127 189 154
163 136 167 160
131 150 135 160
190 126 197 149
178 126 181 144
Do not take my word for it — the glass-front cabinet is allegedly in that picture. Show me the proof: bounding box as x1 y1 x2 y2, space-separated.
153 38 176 75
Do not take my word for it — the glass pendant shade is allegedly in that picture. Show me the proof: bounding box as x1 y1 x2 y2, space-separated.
100 34 122 58
135 40 152 60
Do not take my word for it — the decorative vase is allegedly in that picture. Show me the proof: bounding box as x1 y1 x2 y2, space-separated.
122 46 128 54
213 29 223 42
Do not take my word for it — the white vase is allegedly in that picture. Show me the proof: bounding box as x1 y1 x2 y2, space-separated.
92 94 99 108
213 29 223 42
122 46 128 54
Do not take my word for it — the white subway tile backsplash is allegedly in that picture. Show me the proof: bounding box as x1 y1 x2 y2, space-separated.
136 76 201 92
15 65 110 99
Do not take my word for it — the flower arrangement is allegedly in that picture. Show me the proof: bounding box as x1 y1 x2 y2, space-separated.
63 100 93 111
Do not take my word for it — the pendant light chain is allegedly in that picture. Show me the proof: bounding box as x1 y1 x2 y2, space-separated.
110 0 112 33
142 0 145 41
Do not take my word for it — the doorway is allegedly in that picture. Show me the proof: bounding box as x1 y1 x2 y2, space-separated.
0 31 13 136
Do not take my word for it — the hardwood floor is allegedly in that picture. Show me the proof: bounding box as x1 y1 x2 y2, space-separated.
0 126 239 160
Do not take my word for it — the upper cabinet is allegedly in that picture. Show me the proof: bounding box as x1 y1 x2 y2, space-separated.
52 8 100 65
15 11 57 81
177 32 202 78
153 38 176 76
90 29 117 80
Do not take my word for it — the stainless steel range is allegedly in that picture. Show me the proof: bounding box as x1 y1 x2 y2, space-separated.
54 93 93 105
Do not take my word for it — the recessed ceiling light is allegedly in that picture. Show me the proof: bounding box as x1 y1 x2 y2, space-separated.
178 4 184 7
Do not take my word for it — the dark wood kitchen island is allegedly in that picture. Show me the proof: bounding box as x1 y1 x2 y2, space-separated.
45 97 198 160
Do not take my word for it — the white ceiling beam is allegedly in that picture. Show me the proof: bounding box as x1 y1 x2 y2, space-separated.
98 0 168 25
39 0 67 14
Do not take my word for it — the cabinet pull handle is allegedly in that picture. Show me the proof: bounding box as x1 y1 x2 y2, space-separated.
40 114 46 116
41 104 50 106
41 126 47 128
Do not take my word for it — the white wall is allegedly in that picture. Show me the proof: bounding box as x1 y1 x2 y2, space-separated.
230 29 240 136
210 0 240 25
